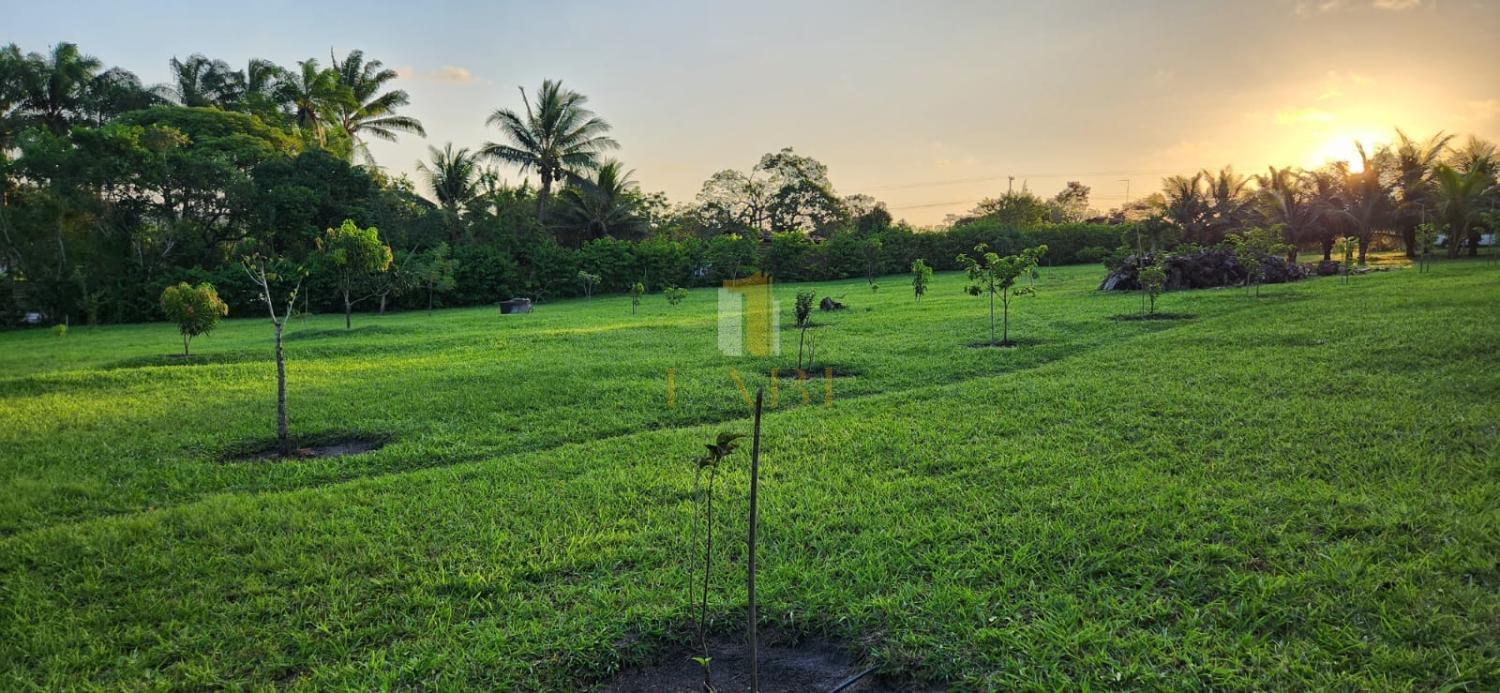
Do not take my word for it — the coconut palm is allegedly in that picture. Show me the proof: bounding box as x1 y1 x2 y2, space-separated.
1257 166 1318 262
1201 165 1255 245
1161 172 1210 244
22 42 103 134
416 143 480 242
553 160 647 242
164 54 242 107
329 50 425 164
481 79 618 222
1434 163 1497 257
278 59 343 147
1390 129 1454 256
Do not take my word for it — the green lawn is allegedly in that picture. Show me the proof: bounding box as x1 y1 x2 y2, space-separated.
2 259 1497 689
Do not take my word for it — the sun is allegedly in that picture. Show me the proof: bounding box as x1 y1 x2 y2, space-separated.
1308 133 1387 173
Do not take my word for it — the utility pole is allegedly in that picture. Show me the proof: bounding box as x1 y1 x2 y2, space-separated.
1007 176 1014 195
1119 178 1131 206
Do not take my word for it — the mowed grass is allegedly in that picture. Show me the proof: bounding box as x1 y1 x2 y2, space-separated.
1 258 1497 689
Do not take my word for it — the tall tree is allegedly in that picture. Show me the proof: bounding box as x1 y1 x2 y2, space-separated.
1335 143 1394 264
164 54 241 108
1161 172 1211 244
481 79 618 222
279 59 341 148
1201 165 1255 245
1256 166 1319 263
21 42 103 135
1434 163 1497 258
329 50 425 164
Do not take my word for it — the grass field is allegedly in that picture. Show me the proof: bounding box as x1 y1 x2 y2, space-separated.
2 258 1498 689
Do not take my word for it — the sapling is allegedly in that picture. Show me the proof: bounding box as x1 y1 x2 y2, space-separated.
664 285 689 306
413 243 457 314
577 270 601 300
1139 260 1166 316
955 243 1047 347
1413 222 1441 273
159 282 229 357
688 430 744 691
242 251 305 457
911 259 932 303
1228 226 1292 298
630 281 645 314
794 289 816 370
1338 235 1358 284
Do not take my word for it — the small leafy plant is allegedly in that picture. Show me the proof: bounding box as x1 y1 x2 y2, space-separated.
911 259 932 303
160 282 229 357
630 281 645 314
1228 226 1292 298
956 243 1047 347
1338 235 1358 284
688 431 743 691
664 285 688 306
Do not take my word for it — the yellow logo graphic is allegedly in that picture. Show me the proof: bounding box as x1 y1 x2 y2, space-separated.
718 273 779 357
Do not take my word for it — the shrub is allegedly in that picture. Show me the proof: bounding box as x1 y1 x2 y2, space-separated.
911 259 933 302
664 285 688 306
956 243 1046 347
160 282 229 357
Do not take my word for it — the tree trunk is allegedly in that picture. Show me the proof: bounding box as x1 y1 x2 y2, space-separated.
537 170 552 223
1357 233 1370 264
1322 237 1334 261
378 293 387 315
427 287 434 315
344 292 352 330
183 334 190 358
275 321 290 456
1467 229 1481 257
1402 225 1417 258
1001 294 1010 345
988 291 996 345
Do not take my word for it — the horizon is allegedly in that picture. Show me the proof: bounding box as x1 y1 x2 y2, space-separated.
7 0 1500 224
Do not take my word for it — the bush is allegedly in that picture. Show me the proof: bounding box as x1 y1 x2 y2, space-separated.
1099 247 1309 291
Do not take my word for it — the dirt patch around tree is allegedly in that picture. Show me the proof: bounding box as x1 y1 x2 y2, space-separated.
1109 312 1197 322
767 364 860 380
220 433 390 462
604 630 902 693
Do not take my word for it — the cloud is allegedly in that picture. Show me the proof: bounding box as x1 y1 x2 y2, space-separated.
1274 107 1338 124
392 65 476 84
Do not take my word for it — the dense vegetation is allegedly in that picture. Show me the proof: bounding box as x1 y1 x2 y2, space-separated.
1 260 1496 688
6 43 1495 327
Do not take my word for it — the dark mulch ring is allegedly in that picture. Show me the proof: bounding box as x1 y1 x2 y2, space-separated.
1110 312 1197 321
219 432 391 462
767 364 860 379
603 630 906 693
966 337 1038 349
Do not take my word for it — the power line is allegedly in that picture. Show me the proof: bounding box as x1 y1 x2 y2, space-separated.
856 168 1181 192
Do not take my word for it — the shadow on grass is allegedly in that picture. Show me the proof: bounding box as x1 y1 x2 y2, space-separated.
282 325 413 341
1109 312 1197 322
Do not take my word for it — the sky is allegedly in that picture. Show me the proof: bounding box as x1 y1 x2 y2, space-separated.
6 0 1499 225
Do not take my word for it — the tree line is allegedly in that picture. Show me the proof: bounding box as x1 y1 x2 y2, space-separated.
2 42 1494 325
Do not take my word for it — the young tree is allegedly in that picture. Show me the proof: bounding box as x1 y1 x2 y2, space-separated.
630 281 644 314
688 431 744 690
794 289 816 370
316 219 393 329
413 243 457 314
1228 226 1293 298
863 236 883 290
1139 260 1166 316
664 285 688 306
577 270 601 300
159 282 228 357
956 243 1047 347
241 251 305 456
1338 235 1359 284
911 259 932 303
1413 222 1441 273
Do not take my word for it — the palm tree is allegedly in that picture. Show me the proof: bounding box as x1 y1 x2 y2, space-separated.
416 143 480 243
1304 165 1348 261
1434 163 1497 258
278 59 342 147
1161 172 1210 244
164 54 240 107
481 79 618 222
554 160 647 242
1257 166 1318 263
23 43 103 134
329 50 425 164
1390 129 1454 257
1335 142 1394 264
1201 165 1255 245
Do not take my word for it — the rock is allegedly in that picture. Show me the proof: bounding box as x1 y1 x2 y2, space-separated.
499 298 533 314
819 297 845 311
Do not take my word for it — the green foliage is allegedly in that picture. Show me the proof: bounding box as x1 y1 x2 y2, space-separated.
159 282 229 356
51 323 67 338
413 243 457 312
663 285 688 306
911 259 933 302
629 281 645 314
956 243 1047 346
1139 260 1167 315
1338 236 1359 282
1413 222 1442 273
689 431 744 677
1228 226 1294 297
576 270 601 299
